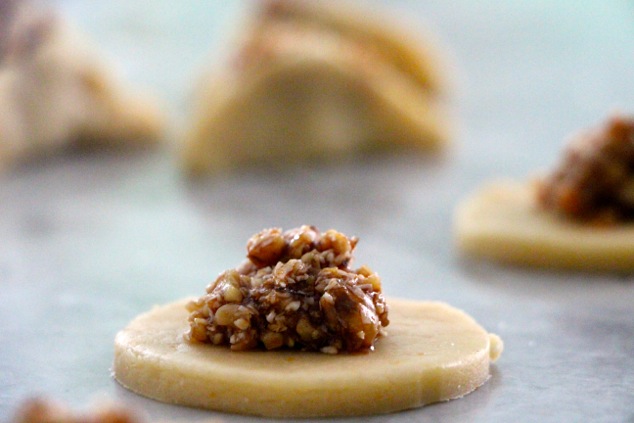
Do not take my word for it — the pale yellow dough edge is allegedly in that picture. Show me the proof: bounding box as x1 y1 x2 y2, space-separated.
113 298 501 418
454 180 634 271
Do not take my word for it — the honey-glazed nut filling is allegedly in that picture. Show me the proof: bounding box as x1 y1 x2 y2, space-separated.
186 225 389 354
11 397 143 423
537 115 634 223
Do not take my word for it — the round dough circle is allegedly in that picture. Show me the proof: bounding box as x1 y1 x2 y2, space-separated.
113 298 501 418
454 180 634 271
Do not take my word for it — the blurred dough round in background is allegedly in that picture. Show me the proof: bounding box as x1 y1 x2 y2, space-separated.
0 1 166 171
182 0 452 176
454 181 634 272
454 116 634 272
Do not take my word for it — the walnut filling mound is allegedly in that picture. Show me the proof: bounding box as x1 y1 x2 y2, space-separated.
186 226 389 354
537 115 634 223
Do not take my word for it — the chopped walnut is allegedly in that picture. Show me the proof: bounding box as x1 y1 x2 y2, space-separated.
186 225 389 354
537 115 634 223
12 397 143 423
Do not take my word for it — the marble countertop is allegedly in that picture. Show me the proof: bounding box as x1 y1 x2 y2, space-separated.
2 1 634 421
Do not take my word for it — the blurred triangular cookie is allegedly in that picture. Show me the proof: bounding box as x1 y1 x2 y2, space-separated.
182 0 451 175
0 2 165 169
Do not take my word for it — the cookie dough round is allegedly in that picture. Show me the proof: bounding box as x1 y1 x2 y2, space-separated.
454 180 634 271
113 298 502 418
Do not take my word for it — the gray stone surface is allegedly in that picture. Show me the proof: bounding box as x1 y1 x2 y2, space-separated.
2 1 634 421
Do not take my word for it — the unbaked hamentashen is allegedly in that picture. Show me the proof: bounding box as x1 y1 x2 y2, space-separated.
455 115 634 271
114 226 502 418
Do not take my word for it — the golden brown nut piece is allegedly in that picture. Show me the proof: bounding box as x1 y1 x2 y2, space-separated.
182 0 451 175
0 2 165 170
11 397 143 423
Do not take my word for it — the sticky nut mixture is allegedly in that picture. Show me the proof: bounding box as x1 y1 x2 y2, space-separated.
12 397 143 423
186 226 389 354
537 115 634 223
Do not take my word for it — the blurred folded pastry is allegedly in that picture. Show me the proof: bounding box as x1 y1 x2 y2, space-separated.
0 1 165 170
182 0 451 175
